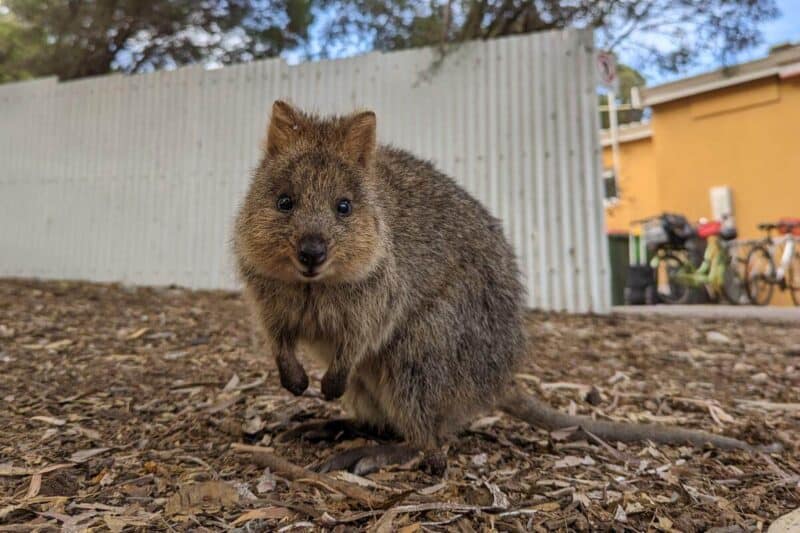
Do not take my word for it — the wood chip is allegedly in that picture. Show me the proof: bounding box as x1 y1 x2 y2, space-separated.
165 481 240 516
69 447 111 463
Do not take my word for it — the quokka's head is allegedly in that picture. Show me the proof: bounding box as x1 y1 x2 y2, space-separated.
235 100 387 284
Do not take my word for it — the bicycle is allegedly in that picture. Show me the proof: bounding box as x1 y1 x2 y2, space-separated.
643 214 748 305
744 218 800 306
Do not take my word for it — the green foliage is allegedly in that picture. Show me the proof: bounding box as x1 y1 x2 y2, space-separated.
1 0 315 81
0 11 46 83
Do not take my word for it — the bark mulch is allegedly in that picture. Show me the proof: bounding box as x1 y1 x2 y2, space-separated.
1 279 798 531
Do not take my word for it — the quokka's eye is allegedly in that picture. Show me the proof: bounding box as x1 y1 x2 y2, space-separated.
336 198 352 216
277 194 294 212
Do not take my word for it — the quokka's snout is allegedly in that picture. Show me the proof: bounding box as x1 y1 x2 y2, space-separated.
297 234 328 275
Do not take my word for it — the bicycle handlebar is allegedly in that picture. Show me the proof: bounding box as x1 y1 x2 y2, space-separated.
759 221 799 228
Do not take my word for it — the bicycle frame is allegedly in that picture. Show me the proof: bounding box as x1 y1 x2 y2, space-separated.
650 237 729 291
774 234 797 281
756 232 798 286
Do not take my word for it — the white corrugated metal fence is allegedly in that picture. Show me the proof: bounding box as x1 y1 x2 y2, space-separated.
0 29 609 312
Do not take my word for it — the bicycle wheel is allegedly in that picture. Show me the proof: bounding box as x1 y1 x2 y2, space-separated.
655 252 691 304
721 246 749 304
789 248 800 306
745 244 775 306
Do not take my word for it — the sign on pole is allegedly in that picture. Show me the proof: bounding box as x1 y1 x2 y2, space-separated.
596 51 619 93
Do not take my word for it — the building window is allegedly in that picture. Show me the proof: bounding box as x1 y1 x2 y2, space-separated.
603 169 619 204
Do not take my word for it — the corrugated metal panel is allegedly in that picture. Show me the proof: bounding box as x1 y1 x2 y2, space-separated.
0 29 609 312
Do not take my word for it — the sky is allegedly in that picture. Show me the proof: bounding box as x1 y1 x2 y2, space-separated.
616 0 800 85
751 0 800 55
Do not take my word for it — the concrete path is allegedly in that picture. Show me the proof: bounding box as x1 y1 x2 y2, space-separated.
613 304 800 323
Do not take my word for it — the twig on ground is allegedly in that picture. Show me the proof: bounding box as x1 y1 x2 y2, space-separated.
229 443 378 506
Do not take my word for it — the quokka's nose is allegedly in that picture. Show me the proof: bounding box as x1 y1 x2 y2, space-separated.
297 235 328 268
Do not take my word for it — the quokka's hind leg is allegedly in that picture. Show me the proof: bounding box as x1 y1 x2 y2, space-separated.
309 373 446 476
316 444 446 476
276 418 398 444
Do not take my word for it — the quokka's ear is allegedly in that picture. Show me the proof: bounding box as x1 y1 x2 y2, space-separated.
341 111 376 167
266 100 303 157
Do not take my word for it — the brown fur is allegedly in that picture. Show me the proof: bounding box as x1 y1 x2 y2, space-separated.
235 100 523 450
234 101 776 456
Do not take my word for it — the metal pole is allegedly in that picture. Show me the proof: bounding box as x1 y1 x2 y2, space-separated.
608 91 621 186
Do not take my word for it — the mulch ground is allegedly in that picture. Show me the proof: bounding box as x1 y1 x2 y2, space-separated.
1 278 799 532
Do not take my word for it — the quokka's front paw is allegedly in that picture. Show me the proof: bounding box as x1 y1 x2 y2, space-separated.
277 354 309 396
321 368 347 401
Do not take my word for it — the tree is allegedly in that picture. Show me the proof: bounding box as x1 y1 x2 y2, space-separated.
0 10 47 83
1 0 315 81
315 0 780 74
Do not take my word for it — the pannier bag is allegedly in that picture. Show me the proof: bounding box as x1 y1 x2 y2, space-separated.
696 219 737 240
644 213 694 250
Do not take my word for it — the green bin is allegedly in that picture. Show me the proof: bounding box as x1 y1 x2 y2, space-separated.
608 233 630 306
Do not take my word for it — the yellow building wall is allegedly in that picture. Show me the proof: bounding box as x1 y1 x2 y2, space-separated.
602 136 659 233
650 76 800 241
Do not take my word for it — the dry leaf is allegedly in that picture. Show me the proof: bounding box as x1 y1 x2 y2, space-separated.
25 474 42 499
572 491 591 509
223 373 241 392
707 403 735 426
75 425 102 440
233 481 258 501
0 464 34 476
277 521 314 532
163 350 188 360
45 339 73 350
372 509 399 533
69 447 111 463
418 482 447 495
37 463 74 475
232 506 291 525
484 481 509 509
126 327 149 340
0 504 24 520
706 331 731 344
625 502 646 514
165 481 240 516
31 416 66 426
655 516 675 532
549 426 581 441
243 415 265 435
469 415 501 430
334 471 391 490
532 501 560 512
104 516 126 533
256 469 276 493
554 455 595 469
737 400 800 412
471 453 488 466
768 507 800 533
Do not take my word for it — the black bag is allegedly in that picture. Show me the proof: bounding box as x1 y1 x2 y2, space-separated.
624 265 657 305
661 213 694 247
644 213 694 251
